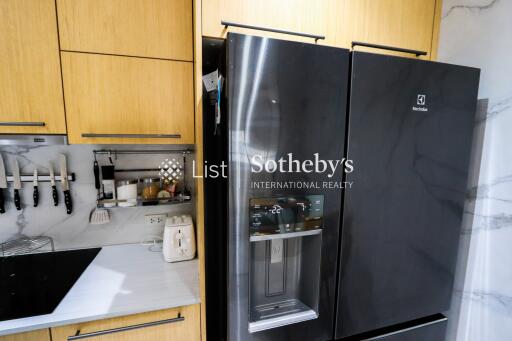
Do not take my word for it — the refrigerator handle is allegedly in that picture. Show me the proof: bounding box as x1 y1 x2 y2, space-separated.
221 21 325 42
351 41 427 57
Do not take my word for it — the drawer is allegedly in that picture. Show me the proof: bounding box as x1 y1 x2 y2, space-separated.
0 329 51 341
56 0 193 60
61 52 194 144
51 305 200 341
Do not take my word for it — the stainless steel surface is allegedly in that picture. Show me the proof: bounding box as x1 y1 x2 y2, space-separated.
0 135 67 146
12 159 21 190
33 169 38 186
93 149 192 155
0 122 45 126
60 154 69 191
225 33 349 341
351 41 427 56
249 229 322 242
0 154 6 189
82 133 181 138
360 317 448 341
67 315 185 340
0 236 55 257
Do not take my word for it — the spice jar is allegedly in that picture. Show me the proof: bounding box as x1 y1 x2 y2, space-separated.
117 179 138 207
142 178 161 200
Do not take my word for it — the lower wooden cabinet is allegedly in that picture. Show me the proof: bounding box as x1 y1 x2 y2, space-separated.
51 304 200 341
0 329 51 341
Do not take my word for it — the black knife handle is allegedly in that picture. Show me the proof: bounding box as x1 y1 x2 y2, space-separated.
52 185 58 206
64 190 72 214
0 189 5 214
94 160 101 190
14 189 21 210
33 186 39 207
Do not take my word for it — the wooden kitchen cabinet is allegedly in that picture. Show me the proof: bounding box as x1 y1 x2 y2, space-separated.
0 0 66 134
56 0 193 61
202 0 342 45
0 329 51 341
51 305 200 341
202 0 441 59
340 0 438 58
61 52 194 144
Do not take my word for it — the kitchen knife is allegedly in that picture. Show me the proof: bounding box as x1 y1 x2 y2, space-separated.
49 164 58 206
33 168 39 207
60 154 72 214
0 154 7 214
12 159 21 210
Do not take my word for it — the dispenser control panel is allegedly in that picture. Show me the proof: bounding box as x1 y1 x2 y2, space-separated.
249 195 324 235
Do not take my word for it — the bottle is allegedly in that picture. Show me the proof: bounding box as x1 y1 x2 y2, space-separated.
101 165 116 207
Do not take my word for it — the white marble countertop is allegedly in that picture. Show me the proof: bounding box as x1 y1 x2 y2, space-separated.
0 243 200 336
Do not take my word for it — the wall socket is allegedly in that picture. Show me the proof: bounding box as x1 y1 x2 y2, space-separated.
145 214 167 225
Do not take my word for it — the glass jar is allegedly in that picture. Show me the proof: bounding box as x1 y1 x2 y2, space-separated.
117 179 138 207
142 178 161 200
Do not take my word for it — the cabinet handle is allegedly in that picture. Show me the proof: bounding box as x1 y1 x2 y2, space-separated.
221 20 325 41
0 122 45 127
67 314 185 340
351 41 427 57
81 133 181 139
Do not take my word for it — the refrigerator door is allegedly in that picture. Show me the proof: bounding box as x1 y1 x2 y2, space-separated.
227 33 349 341
336 52 480 338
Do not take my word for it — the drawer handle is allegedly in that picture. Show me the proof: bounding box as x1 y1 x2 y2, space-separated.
351 41 427 57
0 121 45 127
81 133 181 139
221 20 325 41
67 313 185 340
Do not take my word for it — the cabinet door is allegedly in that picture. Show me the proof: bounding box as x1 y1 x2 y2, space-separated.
0 0 66 134
202 0 342 45
51 305 200 341
0 329 51 341
341 0 437 58
56 0 193 61
61 52 194 144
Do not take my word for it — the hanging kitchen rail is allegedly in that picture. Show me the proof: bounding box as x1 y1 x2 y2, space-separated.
351 41 427 57
4 173 75 183
92 149 192 172
221 20 325 41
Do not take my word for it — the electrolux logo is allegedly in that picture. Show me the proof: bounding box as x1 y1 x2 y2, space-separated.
412 94 428 112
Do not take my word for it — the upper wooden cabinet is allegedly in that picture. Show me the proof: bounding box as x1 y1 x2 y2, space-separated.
61 52 194 144
341 0 438 59
202 0 342 45
0 0 66 134
56 0 193 61
202 0 440 59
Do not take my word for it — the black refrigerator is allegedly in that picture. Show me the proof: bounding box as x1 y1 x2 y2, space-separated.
203 34 480 341
203 33 350 341
334 52 480 340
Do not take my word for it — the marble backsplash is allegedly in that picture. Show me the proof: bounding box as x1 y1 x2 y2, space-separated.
439 0 512 340
0 144 195 250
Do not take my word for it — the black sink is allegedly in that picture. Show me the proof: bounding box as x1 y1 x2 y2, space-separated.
0 248 101 322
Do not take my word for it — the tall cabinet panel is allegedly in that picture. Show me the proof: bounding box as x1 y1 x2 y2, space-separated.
0 0 66 134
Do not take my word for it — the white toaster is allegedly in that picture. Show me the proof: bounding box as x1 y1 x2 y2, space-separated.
163 215 196 263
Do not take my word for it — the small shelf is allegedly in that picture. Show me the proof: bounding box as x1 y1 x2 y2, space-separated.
97 195 191 208
250 229 322 242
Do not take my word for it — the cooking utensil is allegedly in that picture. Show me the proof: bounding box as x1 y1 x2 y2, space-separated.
33 168 39 207
60 154 72 214
49 163 58 206
0 154 7 214
12 159 21 210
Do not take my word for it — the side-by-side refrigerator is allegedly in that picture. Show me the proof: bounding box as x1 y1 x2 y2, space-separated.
203 33 480 341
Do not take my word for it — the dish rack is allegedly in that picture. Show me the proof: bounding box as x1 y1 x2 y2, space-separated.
0 236 55 257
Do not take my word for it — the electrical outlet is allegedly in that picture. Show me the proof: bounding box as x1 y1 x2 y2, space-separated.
145 214 167 225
